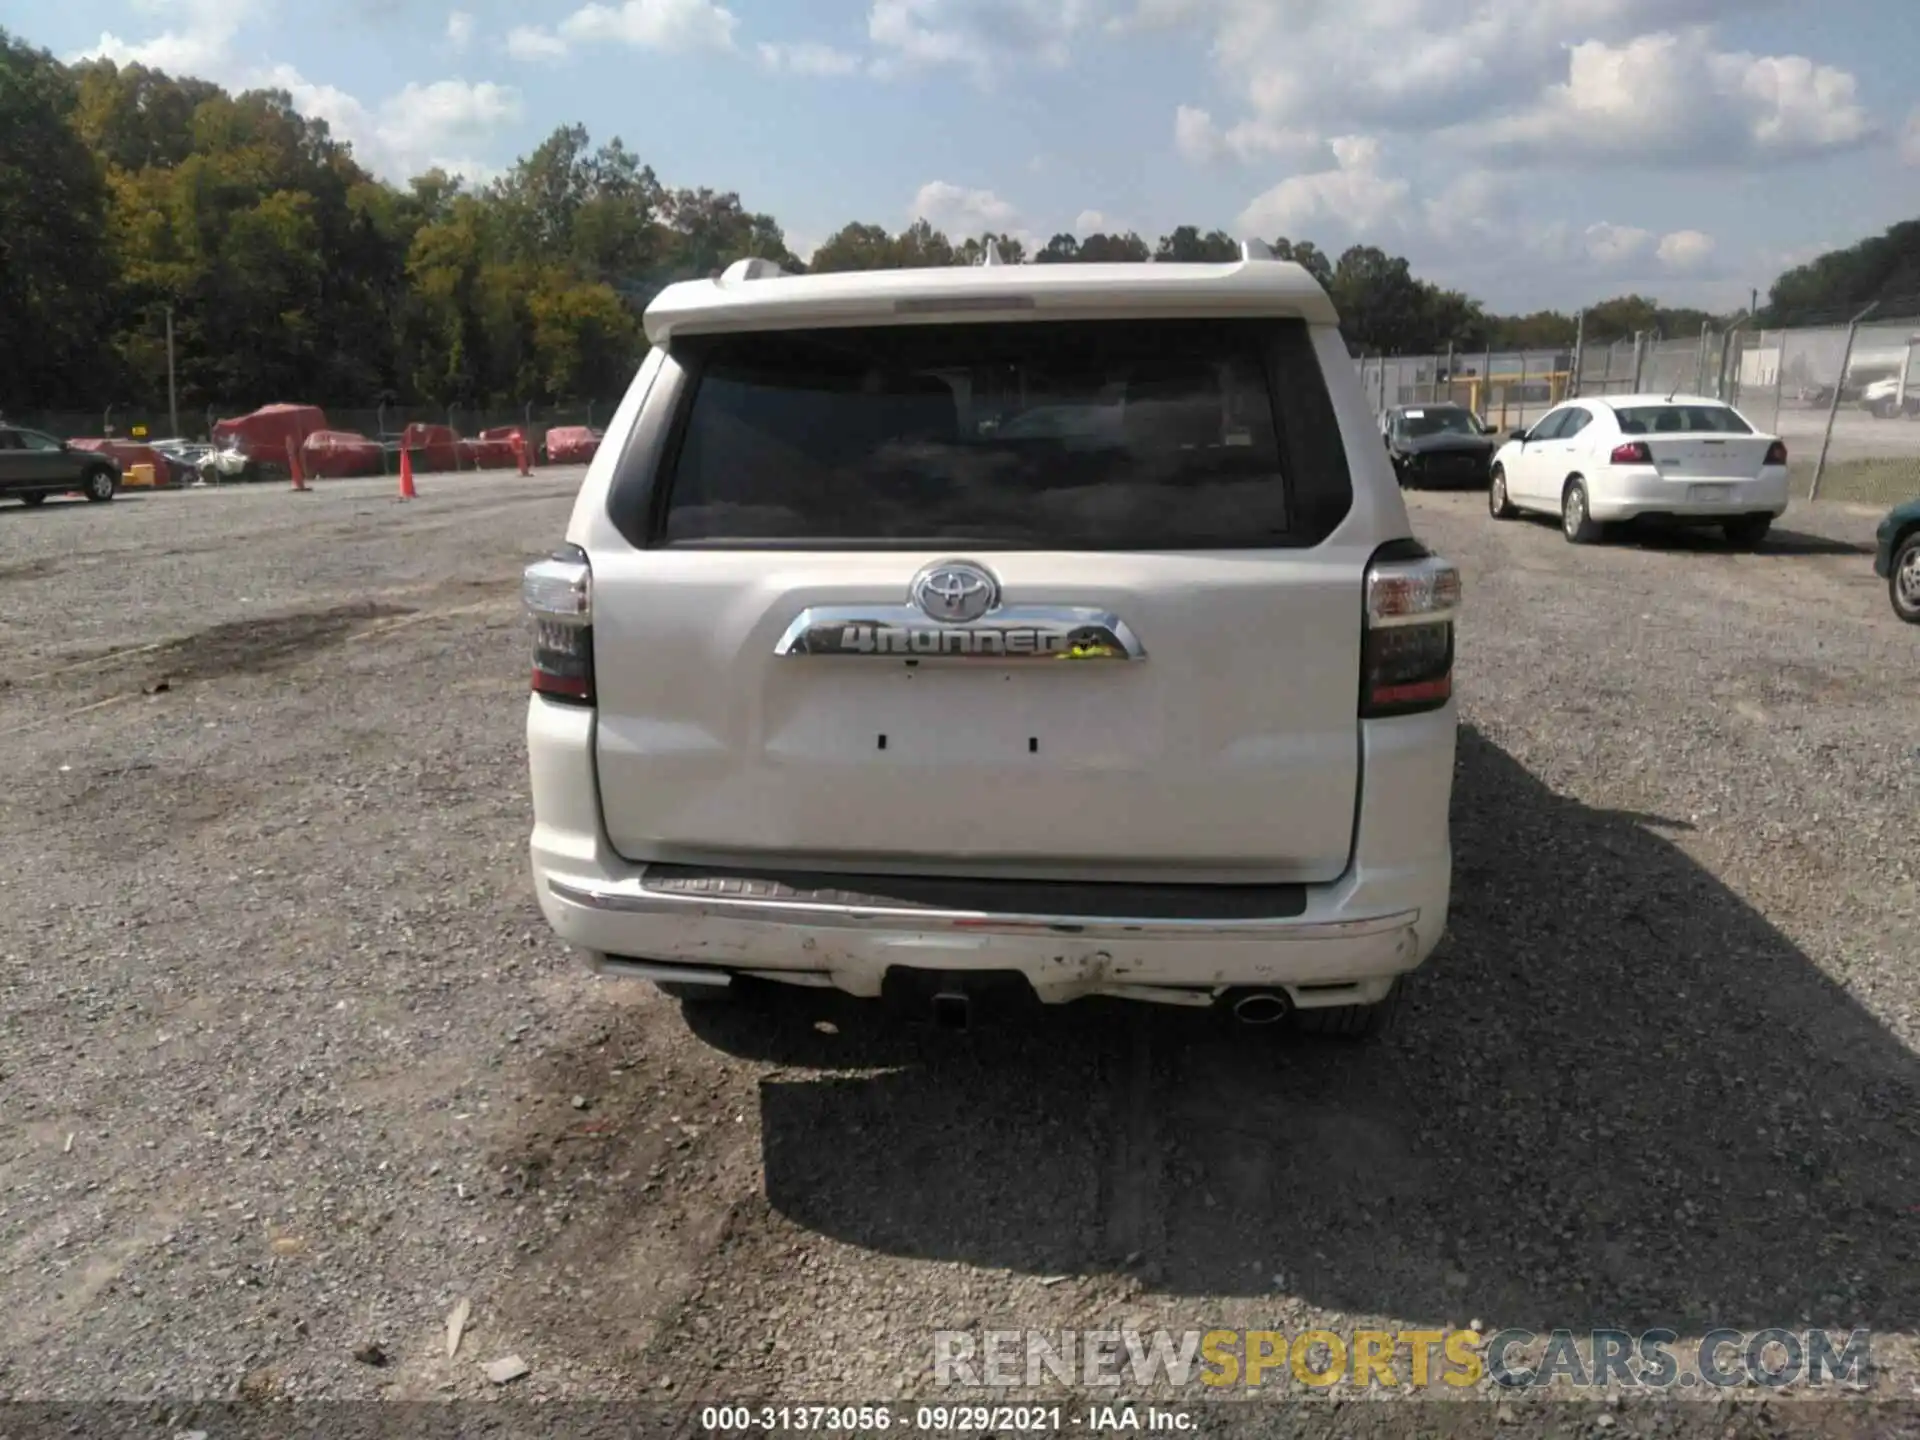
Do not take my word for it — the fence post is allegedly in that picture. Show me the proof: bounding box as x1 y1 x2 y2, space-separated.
1770 330 1786 432
1444 342 1455 405
1481 344 1493 422
1570 310 1585 399
1377 354 1387 412
1898 337 1916 414
1717 318 1748 403
1810 301 1881 501
1631 331 1646 391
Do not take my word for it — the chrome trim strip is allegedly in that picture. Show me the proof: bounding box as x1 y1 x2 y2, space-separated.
549 877 1415 941
773 605 1146 662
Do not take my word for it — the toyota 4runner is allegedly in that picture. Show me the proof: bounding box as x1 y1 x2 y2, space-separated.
524 242 1461 1036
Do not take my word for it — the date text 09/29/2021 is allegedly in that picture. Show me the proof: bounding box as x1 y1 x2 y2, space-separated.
699 1406 1192 1432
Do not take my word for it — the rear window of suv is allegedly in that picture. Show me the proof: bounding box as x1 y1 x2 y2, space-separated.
630 317 1353 549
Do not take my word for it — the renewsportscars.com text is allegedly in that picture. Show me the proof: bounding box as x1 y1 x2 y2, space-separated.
932 1327 1875 1392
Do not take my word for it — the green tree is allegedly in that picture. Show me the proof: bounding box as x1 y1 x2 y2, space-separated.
1154 225 1238 262
1079 231 1150 262
1268 236 1333 288
1035 232 1080 263
0 27 114 407
808 222 897 271
1764 221 1920 325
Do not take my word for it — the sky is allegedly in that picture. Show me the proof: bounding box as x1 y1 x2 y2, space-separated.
7 0 1920 314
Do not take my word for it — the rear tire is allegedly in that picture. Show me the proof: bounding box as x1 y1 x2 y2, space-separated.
19 491 47 507
1295 980 1402 1040
1724 515 1772 549
1561 479 1602 544
1488 466 1517 519
1891 531 1920 625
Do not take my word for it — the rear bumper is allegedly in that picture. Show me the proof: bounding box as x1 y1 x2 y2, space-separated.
1587 466 1789 522
527 696 1455 1009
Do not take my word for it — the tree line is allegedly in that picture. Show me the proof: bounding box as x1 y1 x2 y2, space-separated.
4 25 1912 421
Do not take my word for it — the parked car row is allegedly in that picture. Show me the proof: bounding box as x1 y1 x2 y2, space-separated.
1378 394 1915 624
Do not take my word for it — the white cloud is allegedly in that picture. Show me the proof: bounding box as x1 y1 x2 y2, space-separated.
1902 107 1920 166
868 0 1098 80
758 40 862 75
512 0 738 60
1173 105 1219 163
1475 29 1875 164
1656 229 1717 270
1584 222 1655 265
911 180 1020 233
559 0 739 51
1128 1 1878 171
1074 209 1107 232
1173 104 1317 165
446 9 475 51
73 0 258 81
1236 134 1411 240
505 26 570 61
259 65 521 182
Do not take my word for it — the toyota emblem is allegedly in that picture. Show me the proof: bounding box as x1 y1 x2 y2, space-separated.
909 560 1000 623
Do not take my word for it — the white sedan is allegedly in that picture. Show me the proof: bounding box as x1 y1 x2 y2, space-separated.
1487 394 1789 547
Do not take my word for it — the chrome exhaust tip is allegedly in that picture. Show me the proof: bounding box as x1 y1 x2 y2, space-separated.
1230 992 1291 1026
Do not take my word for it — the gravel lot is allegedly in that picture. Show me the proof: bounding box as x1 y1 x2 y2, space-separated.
2 473 1917 1429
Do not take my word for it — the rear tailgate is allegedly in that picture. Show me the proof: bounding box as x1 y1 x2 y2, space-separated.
591 548 1365 881
591 314 1368 884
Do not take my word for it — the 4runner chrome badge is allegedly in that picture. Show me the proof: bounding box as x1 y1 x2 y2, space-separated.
774 560 1146 662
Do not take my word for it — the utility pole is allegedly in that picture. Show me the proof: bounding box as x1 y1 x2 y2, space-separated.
165 305 180 439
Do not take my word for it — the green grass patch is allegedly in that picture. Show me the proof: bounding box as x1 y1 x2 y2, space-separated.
1792 457 1920 508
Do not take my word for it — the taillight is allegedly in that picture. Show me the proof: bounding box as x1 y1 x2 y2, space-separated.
1362 542 1461 719
1610 441 1652 465
524 544 593 704
1764 440 1788 466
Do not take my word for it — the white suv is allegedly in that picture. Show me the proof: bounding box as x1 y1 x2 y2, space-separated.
523 243 1461 1036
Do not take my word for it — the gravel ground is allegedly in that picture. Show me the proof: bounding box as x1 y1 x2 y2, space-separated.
1 475 1917 1434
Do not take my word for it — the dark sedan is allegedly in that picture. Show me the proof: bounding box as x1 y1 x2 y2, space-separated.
0 425 121 505
1381 403 1498 488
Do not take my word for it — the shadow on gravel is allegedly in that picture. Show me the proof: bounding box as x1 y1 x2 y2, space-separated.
1623 523 1871 557
685 725 1920 1334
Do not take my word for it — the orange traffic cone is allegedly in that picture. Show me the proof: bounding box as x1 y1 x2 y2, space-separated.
397 444 417 501
513 432 532 477
288 437 310 492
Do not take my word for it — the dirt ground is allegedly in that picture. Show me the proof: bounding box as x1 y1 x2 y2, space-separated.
1 472 1917 1432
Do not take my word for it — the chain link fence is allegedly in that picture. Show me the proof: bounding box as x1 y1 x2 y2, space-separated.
1359 311 1920 507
